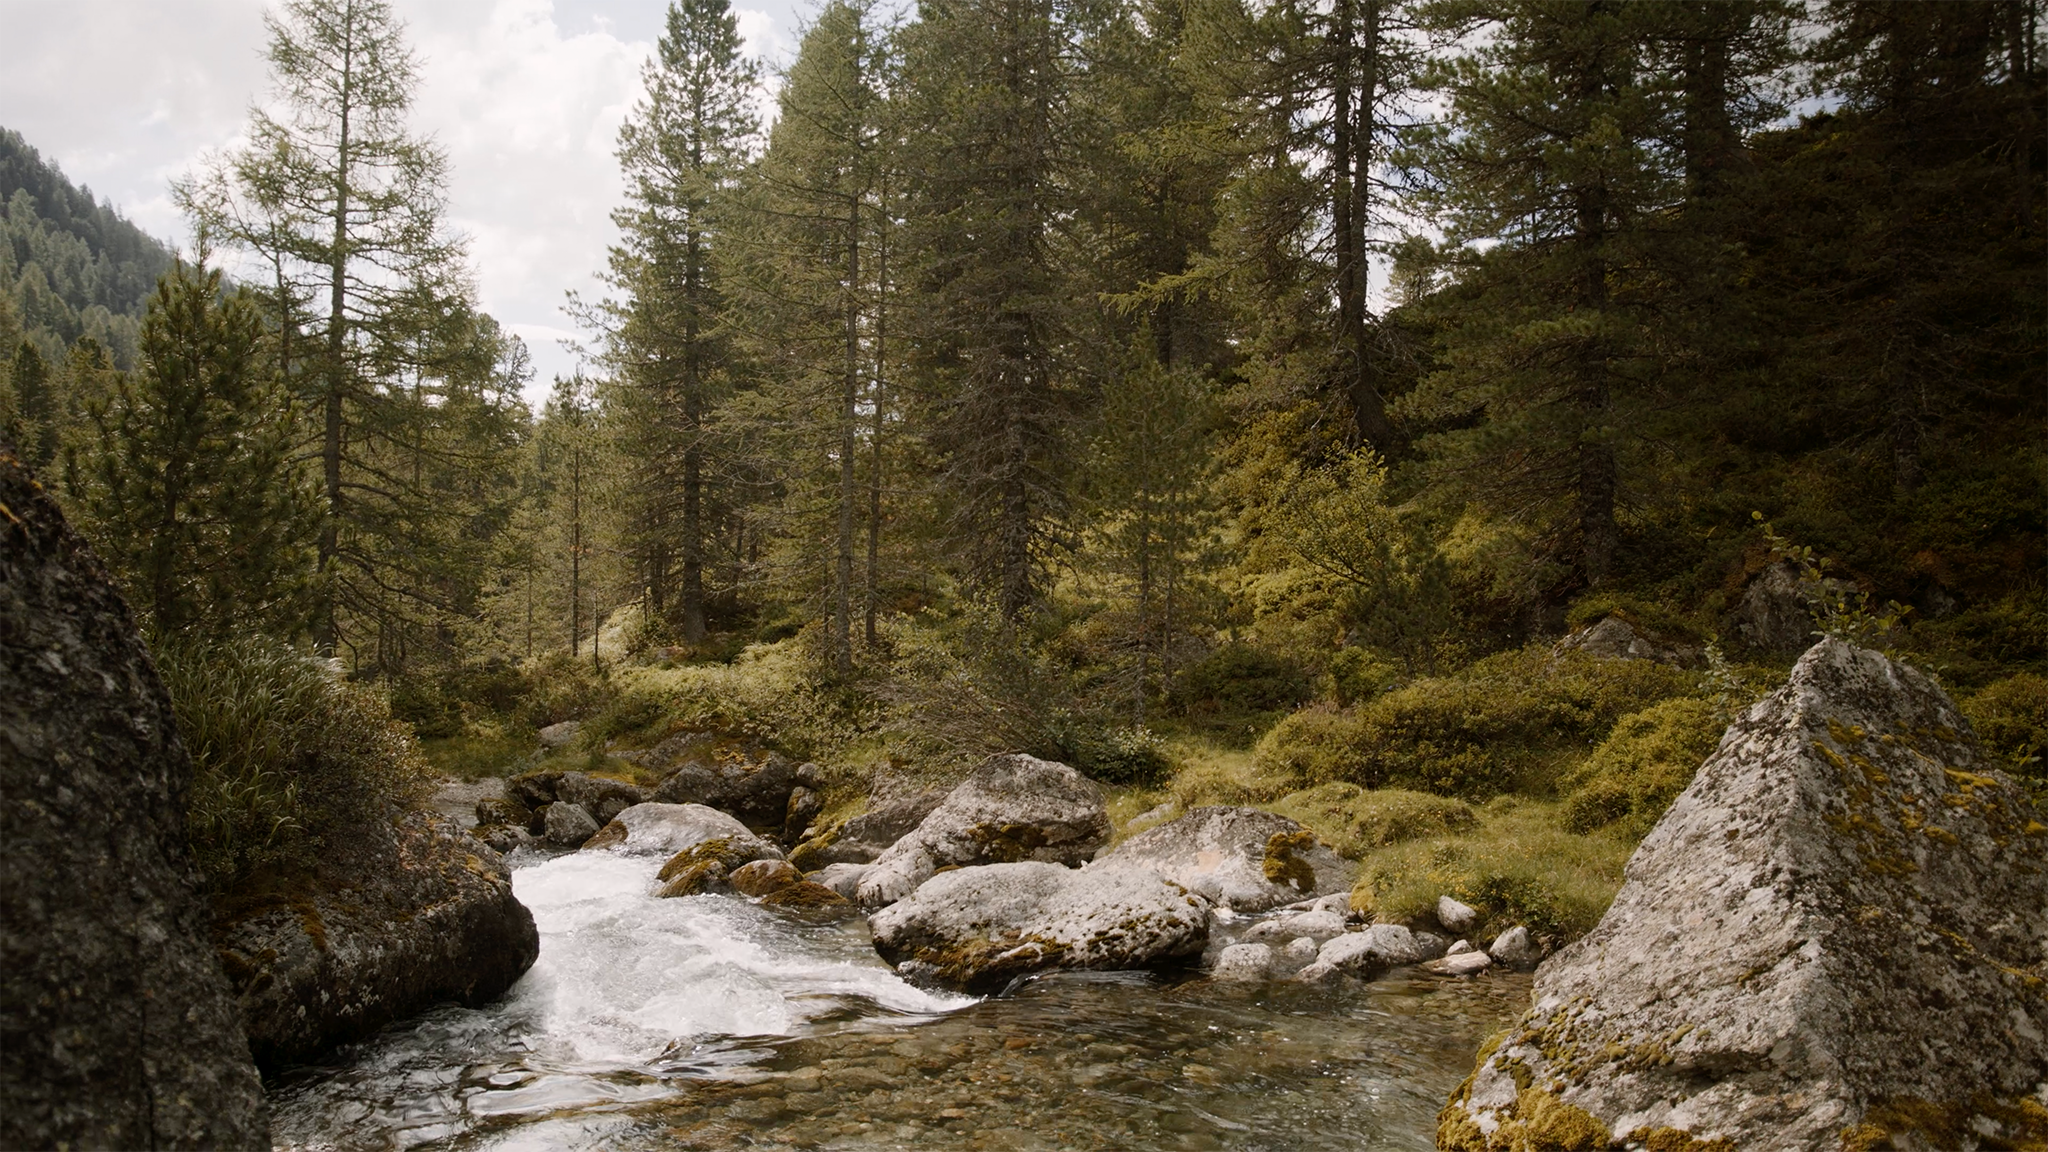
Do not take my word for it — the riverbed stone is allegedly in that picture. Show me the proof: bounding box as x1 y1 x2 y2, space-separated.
869 861 1209 993
1429 951 1493 977
856 756 1110 907
1436 895 1478 934
1091 806 1351 912
1280 937 1321 965
1438 638 2048 1151
791 789 950 870
760 881 853 911
0 448 269 1149
651 752 818 835
1211 943 1273 981
543 800 602 847
1486 925 1537 968
586 802 784 860
808 862 872 899
537 719 582 748
215 813 540 1070
1297 924 1447 983
731 859 802 897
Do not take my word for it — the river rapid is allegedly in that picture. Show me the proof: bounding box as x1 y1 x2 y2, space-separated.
270 850 1528 1152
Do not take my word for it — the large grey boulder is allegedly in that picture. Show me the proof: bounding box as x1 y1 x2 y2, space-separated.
789 789 949 870
855 755 1110 907
869 861 1209 992
1439 639 2048 1151
215 814 540 1070
584 801 783 861
1091 806 1351 912
543 800 602 847
650 751 820 836
1720 560 1857 659
0 448 269 1148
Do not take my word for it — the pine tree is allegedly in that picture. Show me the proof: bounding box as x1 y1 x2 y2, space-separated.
898 0 1083 620
600 0 762 645
70 263 318 635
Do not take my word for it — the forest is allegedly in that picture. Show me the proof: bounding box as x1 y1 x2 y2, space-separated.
1 0 2042 933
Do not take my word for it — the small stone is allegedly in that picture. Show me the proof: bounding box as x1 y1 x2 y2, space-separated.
1488 925 1537 967
1211 942 1273 981
808 862 871 899
1280 909 1348 939
543 801 601 847
1446 939 1474 956
1241 918 1293 943
730 859 802 897
760 881 852 910
1429 951 1493 977
1280 937 1320 964
537 720 582 748
1436 895 1478 933
657 861 729 897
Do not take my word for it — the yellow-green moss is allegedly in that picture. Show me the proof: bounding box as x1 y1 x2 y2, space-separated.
1437 1087 1611 1152
657 837 757 881
1841 1094 2048 1152
759 881 851 910
1263 830 1320 892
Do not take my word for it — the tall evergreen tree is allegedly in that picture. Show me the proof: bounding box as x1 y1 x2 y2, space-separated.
71 263 318 635
601 0 763 645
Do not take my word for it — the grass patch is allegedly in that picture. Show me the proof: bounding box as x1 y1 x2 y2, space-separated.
159 635 430 889
419 727 536 781
1269 783 1478 859
1558 698 1724 837
1347 800 1633 942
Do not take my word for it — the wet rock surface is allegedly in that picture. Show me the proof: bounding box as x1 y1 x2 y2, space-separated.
1440 639 2048 1151
214 813 540 1070
856 755 1111 907
870 861 1210 992
650 751 821 837
1093 805 1352 912
0 448 270 1149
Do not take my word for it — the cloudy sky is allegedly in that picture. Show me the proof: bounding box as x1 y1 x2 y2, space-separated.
2 0 815 404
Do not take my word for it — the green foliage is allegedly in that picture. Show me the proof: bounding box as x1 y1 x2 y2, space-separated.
1326 646 1399 707
1348 801 1632 942
1166 643 1314 740
1564 592 1709 647
1962 673 2048 784
1558 698 1723 837
158 635 430 888
1269 783 1477 859
1255 647 1704 799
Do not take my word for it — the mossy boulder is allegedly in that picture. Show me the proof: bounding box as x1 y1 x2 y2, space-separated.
584 802 783 862
1438 639 2048 1149
855 755 1110 907
1093 806 1351 912
759 881 852 911
869 861 1209 993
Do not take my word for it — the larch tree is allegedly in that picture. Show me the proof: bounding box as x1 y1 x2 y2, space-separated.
180 0 523 663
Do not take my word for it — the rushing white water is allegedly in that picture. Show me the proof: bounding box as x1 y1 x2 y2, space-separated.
270 851 972 1151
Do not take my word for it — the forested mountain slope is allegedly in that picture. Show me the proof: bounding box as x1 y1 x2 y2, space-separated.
1 126 176 369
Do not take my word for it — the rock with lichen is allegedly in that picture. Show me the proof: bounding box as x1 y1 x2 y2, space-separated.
789 789 949 870
854 755 1110 907
869 861 1209 992
1091 806 1351 912
1438 638 2048 1152
585 802 783 861
0 446 269 1149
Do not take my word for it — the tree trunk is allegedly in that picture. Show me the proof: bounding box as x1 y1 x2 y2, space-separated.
834 193 859 674
315 33 355 657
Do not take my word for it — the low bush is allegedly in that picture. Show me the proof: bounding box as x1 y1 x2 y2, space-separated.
1962 671 2048 784
1347 801 1632 943
1326 646 1400 707
157 636 431 888
1166 643 1315 742
1558 698 1725 837
1254 646 1705 799
1269 783 1478 859
1563 591 1710 646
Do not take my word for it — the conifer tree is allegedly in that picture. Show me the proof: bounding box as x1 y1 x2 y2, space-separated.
71 263 318 635
601 0 762 644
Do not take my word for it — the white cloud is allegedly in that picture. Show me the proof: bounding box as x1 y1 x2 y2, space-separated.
2 0 806 407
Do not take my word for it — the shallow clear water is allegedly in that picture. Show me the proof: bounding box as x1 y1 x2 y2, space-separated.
269 853 1527 1152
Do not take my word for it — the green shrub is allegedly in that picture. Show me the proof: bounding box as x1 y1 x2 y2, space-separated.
1347 802 1630 942
1056 724 1173 787
1254 646 1704 799
1564 592 1710 646
584 689 671 748
1167 644 1314 738
1269 783 1478 859
158 636 431 888
1327 646 1400 707
511 651 615 730
1558 698 1724 836
1962 672 2048 783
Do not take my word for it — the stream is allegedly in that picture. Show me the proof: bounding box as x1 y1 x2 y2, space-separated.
269 850 1528 1152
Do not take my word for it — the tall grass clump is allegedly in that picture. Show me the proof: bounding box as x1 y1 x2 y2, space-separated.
1254 646 1704 799
157 635 430 888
